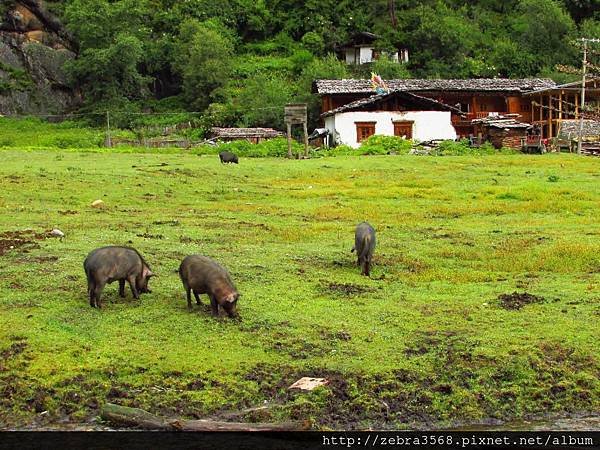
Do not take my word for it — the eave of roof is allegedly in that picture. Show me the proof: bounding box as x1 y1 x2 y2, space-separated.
524 75 600 95
312 78 557 95
321 90 463 117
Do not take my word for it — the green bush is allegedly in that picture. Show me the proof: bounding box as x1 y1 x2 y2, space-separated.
318 145 362 157
359 135 413 155
195 137 304 158
434 139 498 156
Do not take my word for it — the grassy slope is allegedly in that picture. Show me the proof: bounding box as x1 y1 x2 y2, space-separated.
0 150 598 429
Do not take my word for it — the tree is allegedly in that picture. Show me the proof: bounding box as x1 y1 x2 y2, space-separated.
511 0 577 68
235 74 294 128
404 3 478 77
296 54 350 129
173 20 235 110
63 0 151 105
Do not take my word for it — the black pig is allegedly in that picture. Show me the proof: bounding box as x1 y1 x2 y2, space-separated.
84 246 154 308
219 151 238 164
351 222 376 276
178 255 240 317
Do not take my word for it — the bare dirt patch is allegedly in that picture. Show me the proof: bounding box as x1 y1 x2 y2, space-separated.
498 291 545 310
325 282 375 297
0 230 48 256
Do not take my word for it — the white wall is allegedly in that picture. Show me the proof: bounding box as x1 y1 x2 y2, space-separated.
326 111 457 148
360 46 373 64
344 49 356 64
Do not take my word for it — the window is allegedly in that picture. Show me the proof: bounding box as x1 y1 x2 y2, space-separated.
480 103 488 111
393 121 413 139
520 103 531 112
355 122 376 143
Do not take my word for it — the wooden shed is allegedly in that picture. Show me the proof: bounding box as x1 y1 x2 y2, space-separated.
209 127 283 144
471 114 532 149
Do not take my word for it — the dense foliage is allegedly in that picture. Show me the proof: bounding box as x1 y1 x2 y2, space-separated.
30 1 600 129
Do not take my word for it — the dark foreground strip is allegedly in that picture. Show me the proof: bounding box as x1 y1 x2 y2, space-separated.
0 431 598 450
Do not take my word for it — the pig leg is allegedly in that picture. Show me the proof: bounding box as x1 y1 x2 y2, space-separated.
209 294 219 317
127 275 140 299
186 287 192 310
88 280 96 308
193 290 202 305
119 279 126 298
362 259 370 277
92 281 105 308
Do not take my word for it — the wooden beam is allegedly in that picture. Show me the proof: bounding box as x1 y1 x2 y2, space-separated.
548 95 553 139
559 91 563 120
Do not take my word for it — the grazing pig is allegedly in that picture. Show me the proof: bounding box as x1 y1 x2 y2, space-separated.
178 255 240 318
84 246 154 308
219 151 238 164
351 222 376 276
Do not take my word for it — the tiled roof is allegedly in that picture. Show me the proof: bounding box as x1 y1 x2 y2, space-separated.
321 90 463 117
471 114 532 129
313 78 557 95
210 127 283 138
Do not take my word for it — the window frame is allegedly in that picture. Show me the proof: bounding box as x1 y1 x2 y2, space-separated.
393 120 414 139
355 121 376 143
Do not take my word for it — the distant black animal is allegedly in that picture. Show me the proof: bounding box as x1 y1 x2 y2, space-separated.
84 246 154 308
219 151 238 164
351 222 376 276
178 255 240 318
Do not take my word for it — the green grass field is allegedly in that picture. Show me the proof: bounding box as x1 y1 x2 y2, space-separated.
0 149 598 429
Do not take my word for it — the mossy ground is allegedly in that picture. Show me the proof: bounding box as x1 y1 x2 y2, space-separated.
0 149 598 429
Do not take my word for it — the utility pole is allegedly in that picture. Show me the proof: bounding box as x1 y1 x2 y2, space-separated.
577 38 600 154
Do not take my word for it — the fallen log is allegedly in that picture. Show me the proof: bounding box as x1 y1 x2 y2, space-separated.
100 403 309 431
100 403 170 430
168 419 309 432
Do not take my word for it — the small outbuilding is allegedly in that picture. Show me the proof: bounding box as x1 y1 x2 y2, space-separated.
471 114 532 149
209 127 283 144
321 89 461 148
337 31 409 65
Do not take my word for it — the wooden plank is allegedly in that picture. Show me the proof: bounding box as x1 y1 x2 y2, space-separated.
286 123 293 159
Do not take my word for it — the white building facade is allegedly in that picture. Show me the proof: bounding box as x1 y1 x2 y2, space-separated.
321 90 460 148
325 111 456 148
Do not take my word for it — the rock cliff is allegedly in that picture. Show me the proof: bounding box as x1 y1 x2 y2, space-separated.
0 0 79 115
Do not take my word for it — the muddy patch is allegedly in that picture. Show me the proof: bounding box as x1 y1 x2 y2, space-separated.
270 334 330 359
0 230 48 256
16 255 59 264
498 291 545 310
320 328 352 342
404 330 458 357
136 233 164 240
324 282 375 297
152 220 180 226
0 340 27 362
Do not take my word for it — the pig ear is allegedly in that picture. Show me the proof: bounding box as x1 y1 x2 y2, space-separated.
225 293 237 303
142 267 155 278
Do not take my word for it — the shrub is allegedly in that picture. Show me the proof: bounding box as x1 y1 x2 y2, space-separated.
197 137 304 158
435 139 498 156
359 135 413 155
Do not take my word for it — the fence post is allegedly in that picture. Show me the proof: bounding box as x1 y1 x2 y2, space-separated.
105 111 112 148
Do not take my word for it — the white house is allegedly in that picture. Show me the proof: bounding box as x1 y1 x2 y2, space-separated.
321 90 460 148
339 32 409 65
